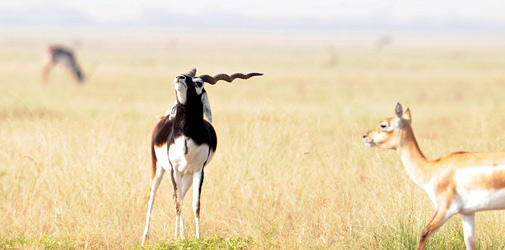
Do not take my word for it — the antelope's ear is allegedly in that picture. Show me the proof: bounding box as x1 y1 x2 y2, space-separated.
403 108 412 123
201 90 212 123
395 103 403 118
395 102 403 126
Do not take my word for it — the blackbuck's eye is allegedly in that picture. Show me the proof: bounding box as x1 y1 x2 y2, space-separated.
380 124 387 129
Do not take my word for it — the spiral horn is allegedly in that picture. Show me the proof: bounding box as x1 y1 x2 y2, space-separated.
198 72 263 85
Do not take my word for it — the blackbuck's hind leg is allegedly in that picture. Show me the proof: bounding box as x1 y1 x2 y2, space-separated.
461 213 476 250
142 166 165 246
192 169 204 238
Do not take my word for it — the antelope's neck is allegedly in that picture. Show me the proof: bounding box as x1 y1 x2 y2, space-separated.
175 101 204 129
397 126 431 187
176 89 187 105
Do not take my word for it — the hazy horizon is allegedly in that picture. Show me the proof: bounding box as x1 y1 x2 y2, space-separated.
1 1 505 34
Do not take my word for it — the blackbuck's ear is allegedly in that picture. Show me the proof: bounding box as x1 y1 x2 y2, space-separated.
395 102 403 126
201 90 212 123
403 108 412 123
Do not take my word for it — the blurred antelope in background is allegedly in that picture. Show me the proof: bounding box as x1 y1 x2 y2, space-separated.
363 103 505 250
42 45 85 83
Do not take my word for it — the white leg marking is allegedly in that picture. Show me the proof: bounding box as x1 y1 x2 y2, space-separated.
179 213 185 239
175 212 181 239
142 167 165 246
461 213 476 250
193 169 203 238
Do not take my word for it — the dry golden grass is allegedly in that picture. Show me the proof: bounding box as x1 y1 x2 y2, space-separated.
1 30 505 249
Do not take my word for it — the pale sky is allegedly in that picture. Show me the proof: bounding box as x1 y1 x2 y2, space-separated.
2 0 505 23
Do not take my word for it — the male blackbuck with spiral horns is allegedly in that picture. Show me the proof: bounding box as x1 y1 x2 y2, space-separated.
363 103 505 250
141 68 262 245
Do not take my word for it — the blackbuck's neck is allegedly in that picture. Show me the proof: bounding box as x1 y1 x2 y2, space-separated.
396 125 431 187
176 101 204 126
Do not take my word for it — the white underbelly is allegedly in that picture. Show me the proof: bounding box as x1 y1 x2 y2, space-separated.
154 136 214 175
458 189 505 213
169 136 212 175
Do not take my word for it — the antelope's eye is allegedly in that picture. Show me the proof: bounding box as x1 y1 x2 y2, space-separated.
380 124 387 129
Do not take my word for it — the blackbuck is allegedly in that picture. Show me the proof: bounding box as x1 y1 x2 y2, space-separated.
363 103 505 250
141 69 262 245
42 45 85 83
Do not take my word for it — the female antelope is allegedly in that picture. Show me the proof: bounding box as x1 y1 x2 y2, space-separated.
363 103 505 250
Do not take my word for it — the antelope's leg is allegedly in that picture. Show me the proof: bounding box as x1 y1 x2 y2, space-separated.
461 213 476 250
42 62 54 81
175 174 193 239
192 169 204 238
142 166 165 246
417 208 454 250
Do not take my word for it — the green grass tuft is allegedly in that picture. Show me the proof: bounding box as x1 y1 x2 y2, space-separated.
135 236 255 250
0 235 74 249
1 235 29 249
371 212 419 250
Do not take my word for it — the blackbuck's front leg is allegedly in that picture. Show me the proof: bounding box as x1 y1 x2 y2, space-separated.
192 169 204 238
142 166 166 246
172 171 196 239
171 170 182 239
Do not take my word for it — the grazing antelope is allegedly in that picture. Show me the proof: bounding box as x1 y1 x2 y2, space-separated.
42 45 85 83
363 103 505 250
141 68 262 246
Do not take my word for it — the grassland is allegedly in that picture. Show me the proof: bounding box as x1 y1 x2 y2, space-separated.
1 30 505 249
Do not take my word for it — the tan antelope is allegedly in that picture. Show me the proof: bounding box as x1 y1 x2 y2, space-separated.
363 103 505 250
42 45 85 83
